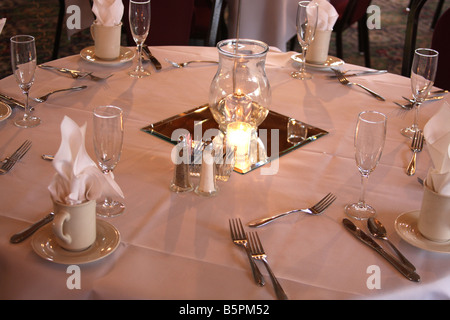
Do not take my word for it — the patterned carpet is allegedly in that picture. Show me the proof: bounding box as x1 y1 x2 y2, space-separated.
0 0 449 79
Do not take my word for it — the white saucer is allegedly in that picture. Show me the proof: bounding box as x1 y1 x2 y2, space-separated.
394 210 450 254
31 219 120 264
290 53 344 69
80 46 135 66
0 101 12 122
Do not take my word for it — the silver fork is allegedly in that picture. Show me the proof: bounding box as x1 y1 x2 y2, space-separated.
0 140 32 174
406 130 424 176
165 58 218 68
229 218 265 286
32 86 87 102
248 193 336 227
38 65 90 79
248 232 288 300
38 65 111 81
332 68 385 101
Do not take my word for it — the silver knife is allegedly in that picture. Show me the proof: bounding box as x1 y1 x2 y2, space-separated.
402 95 444 103
342 218 420 282
10 212 55 243
328 70 387 78
143 45 162 70
0 93 25 109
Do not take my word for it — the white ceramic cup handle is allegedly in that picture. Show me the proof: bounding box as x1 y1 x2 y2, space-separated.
52 210 72 244
90 23 95 40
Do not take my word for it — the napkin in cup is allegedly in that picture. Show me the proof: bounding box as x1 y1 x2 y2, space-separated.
48 116 124 205
0 18 6 35
309 0 339 31
423 101 450 195
92 0 124 26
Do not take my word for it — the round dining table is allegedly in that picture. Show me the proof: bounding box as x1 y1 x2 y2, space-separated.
0 44 449 302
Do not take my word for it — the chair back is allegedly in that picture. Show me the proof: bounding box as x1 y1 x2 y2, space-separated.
191 0 226 46
431 7 450 90
401 0 428 77
331 0 372 30
123 0 195 46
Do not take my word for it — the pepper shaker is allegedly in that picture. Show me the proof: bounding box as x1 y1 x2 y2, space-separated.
170 135 193 193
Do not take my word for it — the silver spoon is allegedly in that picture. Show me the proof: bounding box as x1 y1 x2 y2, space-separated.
10 212 54 243
367 217 416 271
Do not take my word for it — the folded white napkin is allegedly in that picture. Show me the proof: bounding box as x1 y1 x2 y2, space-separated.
48 116 124 205
309 0 339 31
92 0 123 26
0 18 6 35
423 101 450 195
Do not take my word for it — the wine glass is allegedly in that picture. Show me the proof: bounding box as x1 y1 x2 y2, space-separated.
345 111 386 220
128 0 151 78
93 105 125 217
291 1 318 80
401 48 439 138
10 35 40 128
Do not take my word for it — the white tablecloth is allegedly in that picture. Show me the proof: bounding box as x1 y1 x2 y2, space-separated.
227 0 300 50
0 45 449 300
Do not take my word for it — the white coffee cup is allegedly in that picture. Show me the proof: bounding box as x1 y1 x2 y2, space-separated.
306 29 332 65
417 180 450 242
90 21 122 60
52 200 97 251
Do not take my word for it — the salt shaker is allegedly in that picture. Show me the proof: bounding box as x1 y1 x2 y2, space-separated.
170 135 193 193
195 140 218 197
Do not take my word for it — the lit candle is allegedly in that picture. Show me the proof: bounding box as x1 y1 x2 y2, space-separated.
224 91 252 123
226 121 254 171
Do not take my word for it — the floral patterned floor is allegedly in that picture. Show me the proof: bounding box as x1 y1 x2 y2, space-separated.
0 0 449 79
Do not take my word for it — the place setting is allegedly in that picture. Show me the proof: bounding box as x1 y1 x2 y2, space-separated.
82 0 134 67
290 0 343 77
23 113 125 264
395 101 450 254
2 34 93 128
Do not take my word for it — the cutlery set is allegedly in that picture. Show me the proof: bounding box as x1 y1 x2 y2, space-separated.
229 190 419 296
229 218 288 299
343 218 420 282
229 193 336 299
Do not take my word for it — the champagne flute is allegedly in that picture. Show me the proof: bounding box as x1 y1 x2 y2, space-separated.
291 1 318 80
401 48 439 138
10 35 40 128
128 0 151 78
345 111 386 220
93 105 125 217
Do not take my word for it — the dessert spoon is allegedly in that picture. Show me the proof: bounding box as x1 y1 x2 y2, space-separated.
367 217 416 271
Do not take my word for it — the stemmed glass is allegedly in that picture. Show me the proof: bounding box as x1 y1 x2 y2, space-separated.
345 111 387 220
10 35 40 128
93 105 125 217
401 48 439 138
291 1 318 80
128 0 151 78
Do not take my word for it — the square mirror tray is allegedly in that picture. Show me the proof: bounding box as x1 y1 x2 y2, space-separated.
141 104 328 174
